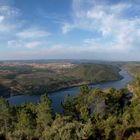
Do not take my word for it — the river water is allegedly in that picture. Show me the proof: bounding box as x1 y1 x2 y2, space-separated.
7 68 133 113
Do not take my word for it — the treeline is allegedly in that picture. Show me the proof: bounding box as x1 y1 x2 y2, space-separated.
1 78 140 139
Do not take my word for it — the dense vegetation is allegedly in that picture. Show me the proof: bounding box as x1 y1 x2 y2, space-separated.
0 63 122 97
0 73 140 140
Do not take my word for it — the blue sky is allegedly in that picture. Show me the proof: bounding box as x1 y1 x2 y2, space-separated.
0 0 140 60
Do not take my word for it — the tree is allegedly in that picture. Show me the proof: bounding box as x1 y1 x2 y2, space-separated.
62 94 77 117
41 115 81 140
79 85 91 95
104 115 118 140
14 106 36 139
0 97 11 134
79 105 90 122
36 93 53 136
41 115 94 140
78 119 94 139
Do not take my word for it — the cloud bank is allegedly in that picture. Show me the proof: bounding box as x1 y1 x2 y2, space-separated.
0 0 140 60
62 0 140 60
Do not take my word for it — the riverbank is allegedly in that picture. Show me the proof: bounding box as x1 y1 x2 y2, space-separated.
6 69 123 98
7 68 133 113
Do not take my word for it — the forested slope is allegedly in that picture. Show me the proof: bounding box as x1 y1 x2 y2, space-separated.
0 74 140 139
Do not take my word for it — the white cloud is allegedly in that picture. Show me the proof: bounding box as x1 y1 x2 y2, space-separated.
3 41 140 60
62 23 73 34
25 41 40 49
0 5 20 32
1 0 140 60
16 27 51 39
61 0 140 56
8 40 21 47
8 39 49 49
0 16 4 22
12 27 51 49
0 5 20 17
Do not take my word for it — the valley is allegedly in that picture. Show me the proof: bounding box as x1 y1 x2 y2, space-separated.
0 61 122 97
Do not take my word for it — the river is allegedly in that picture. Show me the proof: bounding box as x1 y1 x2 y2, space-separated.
7 68 133 113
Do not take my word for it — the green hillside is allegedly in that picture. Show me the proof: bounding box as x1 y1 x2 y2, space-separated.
0 63 122 96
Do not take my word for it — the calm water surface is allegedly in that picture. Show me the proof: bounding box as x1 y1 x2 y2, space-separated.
7 68 133 113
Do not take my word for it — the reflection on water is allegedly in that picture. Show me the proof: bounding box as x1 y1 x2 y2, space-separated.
7 68 133 113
